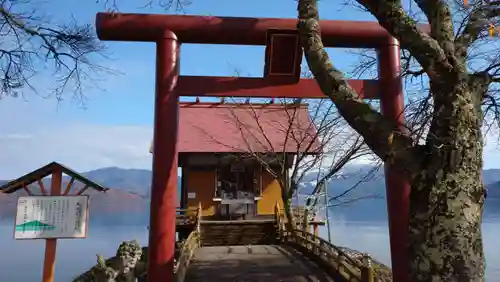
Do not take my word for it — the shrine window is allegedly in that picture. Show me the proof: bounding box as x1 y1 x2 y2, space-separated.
215 161 258 199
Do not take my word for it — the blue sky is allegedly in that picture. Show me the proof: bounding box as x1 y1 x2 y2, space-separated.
0 0 499 179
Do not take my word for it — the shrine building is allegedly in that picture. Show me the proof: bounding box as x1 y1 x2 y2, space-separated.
150 101 320 220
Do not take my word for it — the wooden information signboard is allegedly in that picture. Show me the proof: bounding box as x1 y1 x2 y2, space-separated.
0 162 107 282
14 196 89 240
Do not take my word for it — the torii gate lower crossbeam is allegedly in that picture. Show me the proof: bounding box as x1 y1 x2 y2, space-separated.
95 13 422 282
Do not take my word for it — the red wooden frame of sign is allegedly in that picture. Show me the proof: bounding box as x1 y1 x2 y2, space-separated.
95 13 430 282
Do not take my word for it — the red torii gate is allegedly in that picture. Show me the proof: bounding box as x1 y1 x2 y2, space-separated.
95 12 427 282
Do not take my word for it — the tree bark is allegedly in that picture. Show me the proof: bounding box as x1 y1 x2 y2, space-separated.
282 178 297 232
408 80 486 281
283 196 296 231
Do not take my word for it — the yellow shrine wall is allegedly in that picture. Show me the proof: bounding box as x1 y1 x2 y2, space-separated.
257 171 284 215
183 167 285 217
185 169 217 217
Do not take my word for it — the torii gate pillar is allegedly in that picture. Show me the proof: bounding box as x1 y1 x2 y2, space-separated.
148 30 180 282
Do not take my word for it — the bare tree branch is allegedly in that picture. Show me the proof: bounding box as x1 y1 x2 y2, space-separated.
455 0 500 55
297 0 423 176
97 0 191 12
414 0 455 52
355 0 454 77
0 0 112 102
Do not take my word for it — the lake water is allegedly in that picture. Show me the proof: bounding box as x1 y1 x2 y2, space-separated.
0 225 150 282
1 216 499 281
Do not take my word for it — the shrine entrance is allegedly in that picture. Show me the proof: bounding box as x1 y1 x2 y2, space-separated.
216 159 257 219
95 12 429 282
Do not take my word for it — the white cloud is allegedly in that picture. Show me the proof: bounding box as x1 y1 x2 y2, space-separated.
306 128 500 170
0 92 499 181
1 121 499 181
0 122 153 179
483 130 500 170
0 133 33 140
0 51 158 179
2 113 499 181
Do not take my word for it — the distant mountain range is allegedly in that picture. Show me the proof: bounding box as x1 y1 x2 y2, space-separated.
0 168 160 225
1 165 500 224
298 166 500 222
299 166 500 198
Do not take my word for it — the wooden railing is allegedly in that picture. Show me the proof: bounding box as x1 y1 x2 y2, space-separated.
274 202 285 240
277 206 323 231
176 206 199 225
174 203 202 282
291 206 311 227
274 202 378 282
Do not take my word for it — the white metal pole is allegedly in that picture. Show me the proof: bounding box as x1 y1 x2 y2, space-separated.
325 178 332 243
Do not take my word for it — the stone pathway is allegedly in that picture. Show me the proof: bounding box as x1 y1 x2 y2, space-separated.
184 245 335 282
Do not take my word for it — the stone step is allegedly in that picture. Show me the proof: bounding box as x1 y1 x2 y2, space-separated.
200 221 277 246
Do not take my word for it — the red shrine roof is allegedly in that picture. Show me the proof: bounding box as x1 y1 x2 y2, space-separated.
150 102 321 154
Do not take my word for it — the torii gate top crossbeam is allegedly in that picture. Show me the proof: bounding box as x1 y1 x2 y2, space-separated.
96 13 429 48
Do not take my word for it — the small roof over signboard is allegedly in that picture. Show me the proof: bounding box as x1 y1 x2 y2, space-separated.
0 162 108 194
150 102 321 154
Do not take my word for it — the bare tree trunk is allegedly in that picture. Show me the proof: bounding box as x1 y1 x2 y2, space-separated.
281 177 296 231
408 83 486 281
282 196 296 231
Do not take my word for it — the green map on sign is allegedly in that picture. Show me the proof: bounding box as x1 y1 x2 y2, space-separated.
15 220 56 231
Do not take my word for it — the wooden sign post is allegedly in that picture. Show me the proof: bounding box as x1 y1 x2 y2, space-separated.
1 162 107 282
42 170 62 282
13 171 90 282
